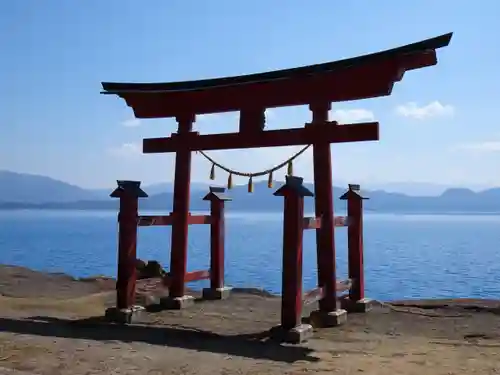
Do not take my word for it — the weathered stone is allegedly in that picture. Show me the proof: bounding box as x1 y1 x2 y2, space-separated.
136 259 167 280
202 286 232 300
309 309 347 327
270 324 314 344
341 297 375 313
104 305 144 324
159 295 195 310
135 258 147 271
135 292 160 307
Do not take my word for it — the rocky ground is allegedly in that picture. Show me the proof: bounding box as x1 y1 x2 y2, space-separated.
1 265 500 374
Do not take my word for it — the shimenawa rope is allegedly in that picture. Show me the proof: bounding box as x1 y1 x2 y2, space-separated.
197 145 311 192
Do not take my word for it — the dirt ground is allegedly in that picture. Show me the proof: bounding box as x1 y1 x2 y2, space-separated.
1 265 500 374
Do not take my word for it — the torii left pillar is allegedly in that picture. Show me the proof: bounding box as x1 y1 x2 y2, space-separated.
105 180 148 324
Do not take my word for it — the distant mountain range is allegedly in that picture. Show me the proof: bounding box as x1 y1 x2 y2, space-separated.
1 170 500 214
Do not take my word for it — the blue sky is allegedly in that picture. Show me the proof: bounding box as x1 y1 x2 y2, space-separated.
1 1 499 189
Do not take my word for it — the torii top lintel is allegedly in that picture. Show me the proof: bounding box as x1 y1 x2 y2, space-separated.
101 33 452 120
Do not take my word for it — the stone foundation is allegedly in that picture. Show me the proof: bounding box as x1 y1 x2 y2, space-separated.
341 297 375 313
159 295 196 310
104 305 145 324
309 308 347 327
202 286 232 300
270 323 314 344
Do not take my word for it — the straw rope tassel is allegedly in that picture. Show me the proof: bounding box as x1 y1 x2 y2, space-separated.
287 160 293 176
198 145 310 193
209 163 215 180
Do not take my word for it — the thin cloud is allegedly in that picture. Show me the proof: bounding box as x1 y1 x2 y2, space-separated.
452 141 500 153
122 118 141 127
395 101 455 120
330 108 375 124
108 143 142 157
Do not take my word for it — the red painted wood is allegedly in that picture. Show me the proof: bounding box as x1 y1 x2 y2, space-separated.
138 215 172 226
169 114 195 298
280 192 305 330
347 196 365 301
116 60 418 118
163 269 211 287
143 122 379 153
103 34 451 318
209 200 225 290
302 216 348 230
185 270 211 283
240 107 266 133
337 279 353 293
303 287 324 306
116 194 138 310
137 214 211 226
303 217 322 230
188 214 212 225
334 216 350 227
311 103 338 313
303 280 352 305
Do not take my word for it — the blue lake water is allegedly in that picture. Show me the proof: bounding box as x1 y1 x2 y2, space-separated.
1 210 500 301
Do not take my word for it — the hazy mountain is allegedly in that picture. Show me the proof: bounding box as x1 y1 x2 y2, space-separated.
90 182 209 199
362 182 452 196
1 171 500 213
0 171 102 203
351 182 492 196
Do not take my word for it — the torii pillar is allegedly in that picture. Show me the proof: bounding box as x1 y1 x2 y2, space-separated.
340 184 374 312
105 180 148 324
202 186 233 300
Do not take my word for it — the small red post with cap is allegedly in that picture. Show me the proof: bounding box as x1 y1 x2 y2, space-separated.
106 180 148 323
202 186 232 300
272 175 314 343
340 184 373 312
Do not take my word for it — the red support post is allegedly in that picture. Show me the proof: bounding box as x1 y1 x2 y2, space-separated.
272 176 314 343
164 113 196 309
340 184 373 312
347 189 364 301
202 187 232 300
106 180 148 323
308 102 347 327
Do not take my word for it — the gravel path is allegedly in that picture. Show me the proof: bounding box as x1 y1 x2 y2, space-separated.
1 265 500 374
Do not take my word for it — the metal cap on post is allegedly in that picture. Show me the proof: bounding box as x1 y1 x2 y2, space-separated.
273 175 314 197
110 180 149 198
202 186 232 202
339 184 369 201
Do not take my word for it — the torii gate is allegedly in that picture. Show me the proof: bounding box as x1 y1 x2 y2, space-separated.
102 33 452 324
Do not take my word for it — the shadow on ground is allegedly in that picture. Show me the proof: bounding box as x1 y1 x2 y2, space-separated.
0 316 319 364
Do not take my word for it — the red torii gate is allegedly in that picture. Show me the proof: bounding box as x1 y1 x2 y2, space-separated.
102 32 452 328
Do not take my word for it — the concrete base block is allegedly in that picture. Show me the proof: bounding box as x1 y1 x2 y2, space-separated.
104 305 145 324
270 324 314 344
135 293 160 307
341 297 375 313
202 286 232 300
309 309 347 327
159 295 195 310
